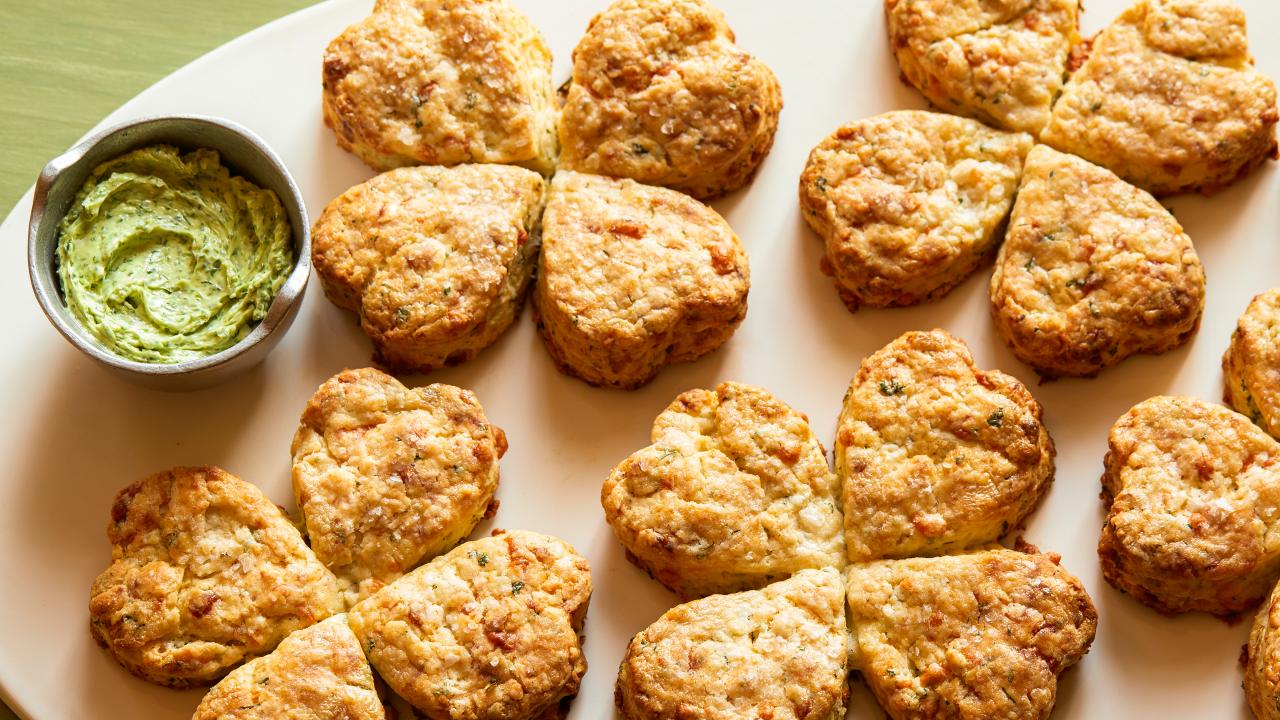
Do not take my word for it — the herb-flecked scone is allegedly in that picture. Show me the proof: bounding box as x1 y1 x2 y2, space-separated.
846 549 1096 720
1099 395 1280 616
532 171 749 389
602 382 843 599
1042 0 1278 195
1224 288 1280 440
558 0 782 199
884 0 1080 135
347 530 591 720
616 568 848 720
291 368 506 604
89 467 343 688
990 144 1205 378
312 164 545 372
191 615 385 720
322 0 558 173
1245 579 1280 720
836 330 1054 563
799 111 1033 311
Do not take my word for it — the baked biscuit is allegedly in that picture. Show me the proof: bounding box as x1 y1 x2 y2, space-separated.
533 171 749 389
89 467 343 688
559 0 782 199
990 144 1205 378
312 164 545 372
1042 0 1279 195
291 368 506 604
348 530 591 720
885 0 1080 135
192 615 385 720
846 549 1096 720
602 382 843 599
616 568 848 720
1099 395 1280 616
1246 580 1280 720
1224 288 1280 440
322 0 558 173
837 330 1054 562
799 111 1033 311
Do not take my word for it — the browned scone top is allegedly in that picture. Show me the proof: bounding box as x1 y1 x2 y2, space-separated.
1246 579 1280 720
1224 288 1280 440
89 467 343 688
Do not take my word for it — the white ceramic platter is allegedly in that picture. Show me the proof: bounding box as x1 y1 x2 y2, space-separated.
1 1 1277 717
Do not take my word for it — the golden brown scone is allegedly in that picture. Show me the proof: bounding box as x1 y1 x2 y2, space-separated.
558 0 782 199
347 530 591 720
191 615 385 720
837 330 1054 563
1042 0 1279 195
799 111 1033 311
616 568 848 720
312 164 545 372
532 171 749 389
990 144 1205 378
1099 395 1280 616
846 549 1096 720
1246 579 1280 720
322 0 558 173
291 368 506 604
602 382 844 599
89 467 343 688
884 0 1080 135
1224 288 1280 440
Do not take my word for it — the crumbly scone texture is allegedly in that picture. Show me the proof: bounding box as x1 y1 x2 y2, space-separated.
322 0 558 173
533 171 749 389
348 530 592 720
1099 395 1280 616
990 144 1205 378
558 0 782 199
837 330 1054 563
616 568 848 720
846 549 1096 720
192 615 385 720
291 367 507 605
602 382 844 599
1042 0 1279 195
88 467 343 688
799 111 1033 311
1246 579 1280 720
884 0 1080 135
312 164 545 373
1224 288 1280 440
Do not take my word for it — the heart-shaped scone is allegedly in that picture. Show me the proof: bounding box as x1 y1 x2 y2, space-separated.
533 171 749 389
1224 288 1280 440
558 0 782 199
89 467 343 688
846 548 1096 720
602 382 844 599
1043 0 1278 195
192 615 385 720
990 144 1205 378
616 568 848 720
347 530 591 720
837 330 1054 562
291 368 506 604
1100 395 1280 616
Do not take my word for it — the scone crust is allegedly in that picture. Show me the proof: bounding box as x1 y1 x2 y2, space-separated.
602 382 844 599
532 171 749 389
312 164 546 372
291 368 507 604
1042 0 1279 195
558 0 782 199
799 111 1033 311
322 0 558 173
88 467 343 688
990 144 1205 378
1224 288 1280 440
1099 395 1280 616
1246 580 1280 720
616 568 848 720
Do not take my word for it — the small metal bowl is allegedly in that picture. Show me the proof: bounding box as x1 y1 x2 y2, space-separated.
27 115 310 391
